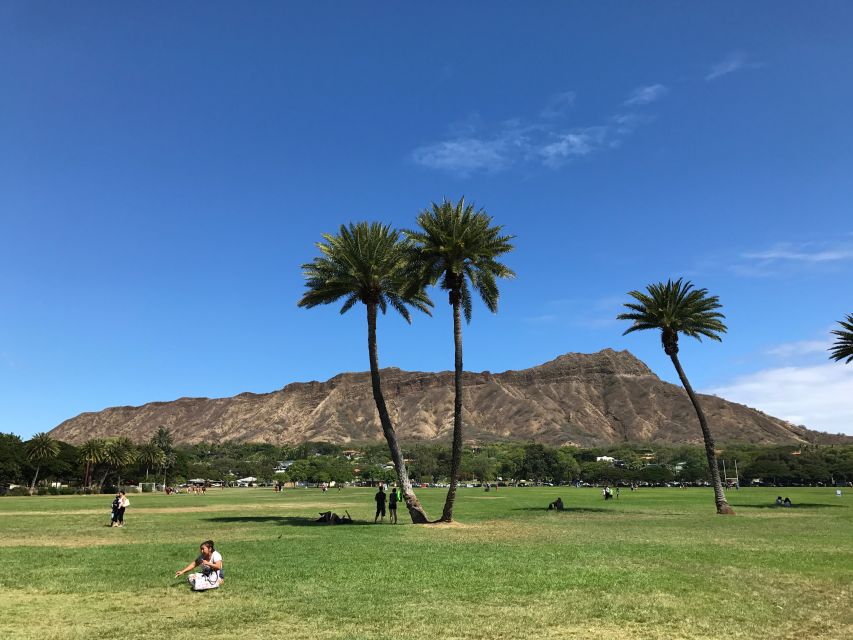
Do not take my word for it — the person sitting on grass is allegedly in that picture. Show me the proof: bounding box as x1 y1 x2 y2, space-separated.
175 540 223 591
783 497 792 507
775 496 783 506
547 497 564 511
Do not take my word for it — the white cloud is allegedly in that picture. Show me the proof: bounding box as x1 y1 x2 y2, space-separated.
412 88 663 176
411 138 512 175
624 84 668 106
540 91 577 118
706 52 762 81
766 339 831 359
708 364 853 435
539 127 607 168
744 246 853 263
729 241 853 277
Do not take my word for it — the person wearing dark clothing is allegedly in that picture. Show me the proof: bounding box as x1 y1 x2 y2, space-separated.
374 487 387 523
547 497 564 511
388 488 398 524
110 493 121 527
783 497 792 507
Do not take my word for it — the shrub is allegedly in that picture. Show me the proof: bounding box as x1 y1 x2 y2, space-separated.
6 486 30 497
59 487 76 495
140 483 155 493
37 487 50 496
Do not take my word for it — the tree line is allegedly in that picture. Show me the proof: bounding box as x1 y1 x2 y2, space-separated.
3 431 851 494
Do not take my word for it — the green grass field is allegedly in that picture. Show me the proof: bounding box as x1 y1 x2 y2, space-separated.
0 486 850 640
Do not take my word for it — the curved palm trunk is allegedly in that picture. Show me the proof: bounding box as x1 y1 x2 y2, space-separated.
669 353 735 515
366 303 430 523
440 297 464 522
29 465 41 493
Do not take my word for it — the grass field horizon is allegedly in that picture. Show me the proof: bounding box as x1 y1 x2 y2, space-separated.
1 486 850 639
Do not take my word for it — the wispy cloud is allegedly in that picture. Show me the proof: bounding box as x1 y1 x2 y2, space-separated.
766 339 831 359
624 84 668 106
540 91 577 118
412 86 666 175
729 240 853 277
706 52 762 81
708 364 853 435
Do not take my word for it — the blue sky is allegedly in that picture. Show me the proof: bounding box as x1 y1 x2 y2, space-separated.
2 2 852 439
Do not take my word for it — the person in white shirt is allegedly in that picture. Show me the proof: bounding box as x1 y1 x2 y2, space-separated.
175 540 223 591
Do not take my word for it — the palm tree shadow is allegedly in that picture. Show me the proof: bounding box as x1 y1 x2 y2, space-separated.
741 503 844 510
203 515 374 527
511 507 614 514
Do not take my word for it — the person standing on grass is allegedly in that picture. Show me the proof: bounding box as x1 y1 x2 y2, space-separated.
388 486 398 524
374 485 387 523
110 492 121 527
116 491 129 527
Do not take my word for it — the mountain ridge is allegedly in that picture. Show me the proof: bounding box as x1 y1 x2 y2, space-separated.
49 349 850 446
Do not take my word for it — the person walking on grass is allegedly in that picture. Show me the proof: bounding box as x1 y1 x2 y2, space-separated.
374 485 387 524
115 491 129 527
388 486 399 524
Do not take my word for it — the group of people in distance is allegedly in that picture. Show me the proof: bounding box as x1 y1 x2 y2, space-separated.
602 486 619 500
775 496 793 507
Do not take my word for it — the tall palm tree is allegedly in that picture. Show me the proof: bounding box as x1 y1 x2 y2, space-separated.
829 314 853 363
406 198 515 522
26 432 60 493
138 442 165 480
617 278 734 515
79 438 107 489
100 438 137 488
298 221 433 523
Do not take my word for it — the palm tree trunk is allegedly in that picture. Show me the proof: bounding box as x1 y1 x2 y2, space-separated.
30 464 41 494
366 303 429 523
440 297 464 522
669 353 735 515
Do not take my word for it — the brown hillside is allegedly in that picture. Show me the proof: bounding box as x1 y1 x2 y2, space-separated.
49 349 848 446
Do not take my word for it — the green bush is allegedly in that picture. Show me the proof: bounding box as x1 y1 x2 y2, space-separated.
48 487 61 495
141 483 155 493
6 486 30 497
36 487 50 496
59 487 76 495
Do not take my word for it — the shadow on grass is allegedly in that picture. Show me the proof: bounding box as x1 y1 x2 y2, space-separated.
511 507 614 514
739 503 844 510
203 515 374 527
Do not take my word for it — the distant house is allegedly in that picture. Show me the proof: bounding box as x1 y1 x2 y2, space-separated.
596 456 616 464
236 476 257 487
274 461 294 474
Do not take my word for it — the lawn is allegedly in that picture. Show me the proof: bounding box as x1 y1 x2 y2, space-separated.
0 486 850 640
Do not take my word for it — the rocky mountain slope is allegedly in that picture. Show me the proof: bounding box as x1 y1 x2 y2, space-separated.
49 349 846 446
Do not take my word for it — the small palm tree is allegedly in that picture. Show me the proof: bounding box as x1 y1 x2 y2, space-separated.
617 278 735 515
79 438 107 488
26 433 60 493
406 197 515 522
299 221 433 523
829 314 853 363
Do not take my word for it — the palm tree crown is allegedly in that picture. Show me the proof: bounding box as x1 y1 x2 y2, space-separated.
26 433 60 465
405 197 515 321
829 314 853 364
298 222 432 320
617 278 727 354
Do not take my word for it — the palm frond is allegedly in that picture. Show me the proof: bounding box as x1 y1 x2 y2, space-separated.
617 278 728 343
829 314 853 363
